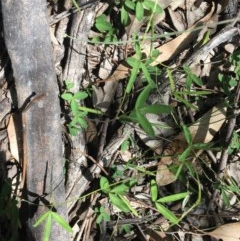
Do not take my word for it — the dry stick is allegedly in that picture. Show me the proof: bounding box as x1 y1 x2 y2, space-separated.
208 82 240 210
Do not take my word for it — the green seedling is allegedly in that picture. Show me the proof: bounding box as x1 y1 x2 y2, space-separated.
100 177 138 216
33 210 73 241
61 81 103 135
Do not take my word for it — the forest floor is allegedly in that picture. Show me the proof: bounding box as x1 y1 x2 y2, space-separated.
1 0 240 240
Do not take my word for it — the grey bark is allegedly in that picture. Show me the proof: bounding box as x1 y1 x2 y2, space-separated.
1 0 70 240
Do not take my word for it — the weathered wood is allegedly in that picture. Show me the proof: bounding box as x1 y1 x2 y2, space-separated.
1 0 70 240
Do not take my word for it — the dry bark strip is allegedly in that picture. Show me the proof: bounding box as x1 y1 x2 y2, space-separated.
1 0 70 240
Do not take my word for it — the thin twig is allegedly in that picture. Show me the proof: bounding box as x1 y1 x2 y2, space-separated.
208 82 240 210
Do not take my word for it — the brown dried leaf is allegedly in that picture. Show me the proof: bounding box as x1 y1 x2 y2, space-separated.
207 222 240 241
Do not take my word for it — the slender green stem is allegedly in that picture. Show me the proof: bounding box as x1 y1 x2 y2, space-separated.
79 106 104 115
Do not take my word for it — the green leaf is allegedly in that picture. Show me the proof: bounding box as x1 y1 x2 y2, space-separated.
178 147 192 162
61 93 73 101
51 212 73 233
96 214 103 224
102 212 110 222
68 126 80 136
124 0 135 10
155 203 179 224
134 36 142 59
136 111 155 137
174 93 197 110
119 195 138 216
70 100 79 115
136 1 144 21
44 213 52 241
126 57 138 67
95 14 113 32
140 62 155 88
191 74 203 86
192 142 213 150
121 6 129 26
74 92 88 100
121 139 129 152
72 0 80 11
182 124 192 145
65 81 74 90
126 60 140 93
33 211 51 227
144 0 163 13
120 224 133 234
111 184 129 195
221 189 230 206
77 111 88 118
229 78 237 87
135 84 152 109
140 104 172 114
77 117 88 129
100 177 110 193
109 193 130 212
151 179 158 202
157 192 189 203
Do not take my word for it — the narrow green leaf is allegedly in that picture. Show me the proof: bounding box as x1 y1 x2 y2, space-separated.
135 84 152 109
186 75 192 90
136 111 155 137
74 92 88 100
33 211 51 227
134 36 142 59
192 142 213 150
157 192 189 203
119 195 138 217
140 62 155 88
61 93 73 101
51 212 73 233
182 124 192 145
111 184 129 195
151 179 158 202
109 193 130 212
140 104 172 114
44 213 52 241
174 90 211 95
191 74 203 86
121 6 129 25
178 147 192 162
174 93 197 110
136 2 144 21
155 203 179 224
126 61 140 93
221 189 230 206
100 177 110 193
72 0 80 11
